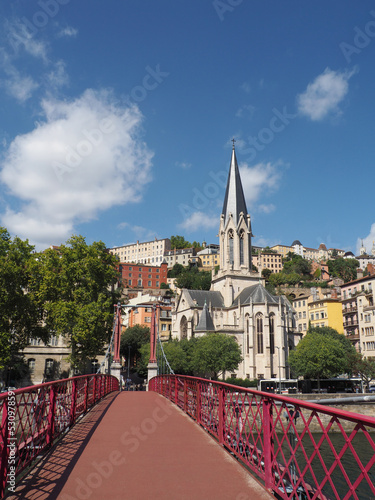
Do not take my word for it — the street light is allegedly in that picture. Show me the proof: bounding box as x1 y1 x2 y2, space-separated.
275 346 282 394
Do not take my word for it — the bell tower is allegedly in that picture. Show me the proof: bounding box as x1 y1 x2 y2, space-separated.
211 140 260 306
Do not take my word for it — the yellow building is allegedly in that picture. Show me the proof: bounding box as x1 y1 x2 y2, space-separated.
270 244 292 259
308 299 344 334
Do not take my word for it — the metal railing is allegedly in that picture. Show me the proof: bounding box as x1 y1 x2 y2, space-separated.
0 374 119 497
149 375 375 500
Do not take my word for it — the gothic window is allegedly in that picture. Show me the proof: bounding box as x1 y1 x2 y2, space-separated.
269 313 275 355
180 316 188 339
228 229 234 266
239 229 245 265
256 313 263 354
246 315 250 354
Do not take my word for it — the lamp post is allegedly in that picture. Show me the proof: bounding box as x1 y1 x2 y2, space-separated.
275 346 282 394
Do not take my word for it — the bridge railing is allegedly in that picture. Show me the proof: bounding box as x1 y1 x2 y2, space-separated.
149 375 375 500
0 374 119 497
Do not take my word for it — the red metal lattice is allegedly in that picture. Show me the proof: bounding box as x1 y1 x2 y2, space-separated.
149 375 375 500
0 374 119 498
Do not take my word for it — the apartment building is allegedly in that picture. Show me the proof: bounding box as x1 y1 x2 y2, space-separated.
109 238 171 265
123 294 172 341
309 298 344 334
252 252 283 273
118 262 168 289
164 247 197 268
341 275 375 356
196 244 220 270
292 295 309 336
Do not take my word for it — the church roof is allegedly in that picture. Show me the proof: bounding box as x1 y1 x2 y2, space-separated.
183 289 224 308
232 283 279 306
222 144 248 227
291 240 302 246
195 302 215 332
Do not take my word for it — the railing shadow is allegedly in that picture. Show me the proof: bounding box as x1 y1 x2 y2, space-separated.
5 391 119 500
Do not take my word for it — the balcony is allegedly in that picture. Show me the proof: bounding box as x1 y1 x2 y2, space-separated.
342 306 357 315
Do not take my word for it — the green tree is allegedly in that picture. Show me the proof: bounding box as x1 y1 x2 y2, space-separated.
289 328 353 390
0 228 48 373
327 257 359 283
167 263 185 278
282 254 311 276
36 235 120 373
175 266 211 290
170 235 192 249
347 351 375 391
191 332 242 380
261 268 272 280
120 325 150 365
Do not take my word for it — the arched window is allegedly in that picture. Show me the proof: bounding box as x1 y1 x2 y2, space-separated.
28 358 35 373
246 315 250 354
44 358 54 379
269 313 275 355
256 313 263 354
228 229 234 266
239 229 245 265
180 316 188 339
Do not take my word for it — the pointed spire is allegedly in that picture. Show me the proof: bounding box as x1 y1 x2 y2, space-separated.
195 301 215 333
222 140 248 227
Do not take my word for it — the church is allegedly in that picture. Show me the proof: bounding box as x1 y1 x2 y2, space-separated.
171 143 299 380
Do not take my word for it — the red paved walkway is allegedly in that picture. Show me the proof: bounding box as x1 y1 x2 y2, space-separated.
9 391 272 500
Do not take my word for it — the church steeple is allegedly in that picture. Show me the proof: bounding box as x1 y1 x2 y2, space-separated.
222 140 248 227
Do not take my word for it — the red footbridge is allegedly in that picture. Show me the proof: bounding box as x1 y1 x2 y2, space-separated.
1 374 375 499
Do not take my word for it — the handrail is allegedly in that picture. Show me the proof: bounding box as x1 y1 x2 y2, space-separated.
0 374 119 498
150 375 375 500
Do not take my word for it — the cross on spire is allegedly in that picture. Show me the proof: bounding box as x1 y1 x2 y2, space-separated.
232 138 236 149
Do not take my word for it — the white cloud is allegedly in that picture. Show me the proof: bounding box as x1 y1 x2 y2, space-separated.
297 68 356 121
57 26 78 38
239 161 284 208
240 82 251 93
2 66 39 102
175 161 191 170
357 224 375 255
0 89 153 248
45 60 69 89
258 204 275 214
235 104 255 119
117 222 156 242
179 211 218 232
5 19 48 61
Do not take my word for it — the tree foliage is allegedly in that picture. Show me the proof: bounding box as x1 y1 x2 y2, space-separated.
120 325 150 362
174 264 211 290
289 327 355 382
137 334 242 380
282 254 312 276
191 333 242 380
327 257 359 283
170 235 202 250
35 235 120 373
0 228 48 371
347 351 375 391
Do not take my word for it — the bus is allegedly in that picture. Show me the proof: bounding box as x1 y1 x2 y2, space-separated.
258 379 298 394
258 377 363 394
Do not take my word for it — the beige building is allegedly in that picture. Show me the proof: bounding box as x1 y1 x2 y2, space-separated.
252 252 283 274
164 247 197 268
196 244 220 270
109 238 171 265
292 295 309 336
341 275 375 356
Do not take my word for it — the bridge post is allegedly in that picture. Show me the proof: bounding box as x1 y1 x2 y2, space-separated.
262 397 273 492
147 305 158 388
111 303 123 386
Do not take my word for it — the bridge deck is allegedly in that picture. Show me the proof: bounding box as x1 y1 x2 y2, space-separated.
8 391 272 500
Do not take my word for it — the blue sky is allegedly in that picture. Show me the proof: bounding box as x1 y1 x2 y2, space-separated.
0 1 375 255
